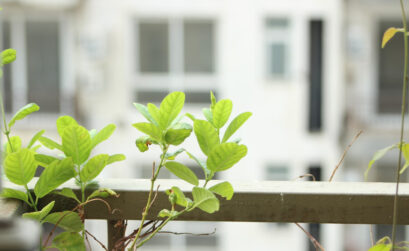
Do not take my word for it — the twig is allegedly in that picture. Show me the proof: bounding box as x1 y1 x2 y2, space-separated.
158 228 217 236
329 130 363 182
295 222 325 251
86 230 108 251
293 174 316 182
148 185 160 209
114 220 157 250
85 231 92 251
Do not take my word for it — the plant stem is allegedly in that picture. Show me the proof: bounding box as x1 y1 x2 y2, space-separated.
392 0 408 249
128 145 169 251
24 184 37 211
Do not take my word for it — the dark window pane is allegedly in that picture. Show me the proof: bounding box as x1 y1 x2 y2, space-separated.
136 90 168 104
2 21 12 113
266 18 288 28
270 43 286 75
377 21 408 114
185 91 216 104
26 21 60 113
308 20 323 132
139 22 169 73
184 21 214 73
307 166 321 251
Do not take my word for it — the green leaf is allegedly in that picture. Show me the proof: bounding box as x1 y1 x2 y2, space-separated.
212 99 232 129
34 154 59 168
185 113 196 122
107 154 126 165
165 161 199 186
207 143 248 172
366 144 398 180
147 103 161 127
135 136 151 152
192 187 219 213
158 209 172 218
87 188 118 200
1 48 16 65
4 148 37 185
165 148 185 160
91 124 116 149
51 232 86 251
8 103 40 129
382 27 399 48
165 128 192 145
89 129 98 138
159 92 185 129
1 188 29 204
55 188 80 203
165 186 188 207
209 181 234 200
34 158 76 198
401 144 409 174
202 108 213 123
27 130 45 149
132 122 162 142
39 136 63 151
185 151 211 178
193 120 219 156
62 125 92 165
210 91 217 110
43 211 84 232
80 154 109 182
134 103 159 126
56 116 78 137
5 136 21 154
22 201 55 221
222 112 252 143
368 244 392 251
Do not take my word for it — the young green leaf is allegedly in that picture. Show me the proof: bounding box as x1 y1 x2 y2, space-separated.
193 120 219 156
210 91 217 110
185 113 196 122
133 102 159 126
34 158 76 199
107 154 126 165
185 151 211 178
34 154 60 168
135 136 152 152
209 181 234 200
22 201 55 221
87 188 118 200
158 209 172 218
222 112 252 143
56 116 78 137
51 232 86 251
207 143 248 172
5 136 21 154
89 129 98 138
27 130 45 149
159 92 185 129
165 148 185 160
401 143 409 174
366 144 398 180
166 186 189 207
80 154 109 183
38 136 63 151
8 103 39 129
165 161 199 186
165 128 192 145
212 99 232 129
55 188 80 203
191 187 219 213
147 103 161 126
202 108 213 124
43 211 84 232
1 48 16 65
382 27 399 48
62 125 92 165
4 148 37 185
91 124 116 149
133 122 162 142
1 188 29 204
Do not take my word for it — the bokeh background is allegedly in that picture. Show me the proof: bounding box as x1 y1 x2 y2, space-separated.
0 0 408 250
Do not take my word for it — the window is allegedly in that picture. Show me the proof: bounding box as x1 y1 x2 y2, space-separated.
134 19 216 104
1 17 70 114
265 165 289 181
377 20 408 114
265 18 290 79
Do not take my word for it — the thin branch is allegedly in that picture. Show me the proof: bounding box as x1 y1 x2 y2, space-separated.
86 230 108 251
158 228 217 236
85 231 92 251
148 185 160 209
295 223 325 251
329 130 363 182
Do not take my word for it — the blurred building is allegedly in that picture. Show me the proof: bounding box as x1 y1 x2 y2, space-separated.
0 0 407 250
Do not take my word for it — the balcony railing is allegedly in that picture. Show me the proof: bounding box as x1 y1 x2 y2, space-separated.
2 179 409 249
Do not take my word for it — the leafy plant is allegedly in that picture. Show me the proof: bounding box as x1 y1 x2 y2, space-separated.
123 91 251 250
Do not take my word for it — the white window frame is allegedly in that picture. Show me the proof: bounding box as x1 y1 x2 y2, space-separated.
131 18 218 104
0 10 74 127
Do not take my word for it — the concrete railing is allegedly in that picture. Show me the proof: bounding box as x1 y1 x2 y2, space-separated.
2 179 409 249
